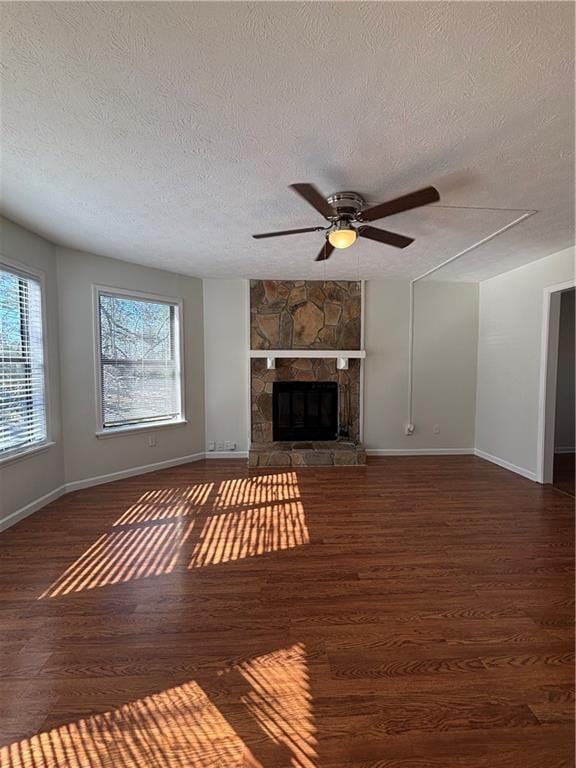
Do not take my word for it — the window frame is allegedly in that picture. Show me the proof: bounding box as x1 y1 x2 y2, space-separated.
0 257 52 465
92 285 186 437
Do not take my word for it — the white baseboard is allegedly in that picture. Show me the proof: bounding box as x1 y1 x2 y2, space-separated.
366 448 474 456
0 484 67 533
65 452 206 493
473 448 537 481
1 446 544 534
205 451 248 459
1 452 206 533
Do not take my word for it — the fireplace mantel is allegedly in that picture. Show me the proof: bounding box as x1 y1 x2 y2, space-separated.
249 348 366 370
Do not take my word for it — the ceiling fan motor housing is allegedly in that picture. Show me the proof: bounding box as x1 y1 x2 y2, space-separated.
326 191 364 222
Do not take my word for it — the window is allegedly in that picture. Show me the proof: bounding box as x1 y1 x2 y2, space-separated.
96 289 184 432
0 264 48 457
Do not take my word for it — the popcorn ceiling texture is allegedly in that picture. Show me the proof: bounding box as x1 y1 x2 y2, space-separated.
1 3 574 281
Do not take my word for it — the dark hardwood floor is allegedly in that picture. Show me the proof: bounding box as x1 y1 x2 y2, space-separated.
553 452 575 498
0 456 573 767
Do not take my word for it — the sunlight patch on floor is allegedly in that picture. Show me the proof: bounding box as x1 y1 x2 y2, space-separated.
215 472 301 508
189 473 308 567
114 483 215 525
39 473 308 597
1 679 259 768
189 500 309 568
237 643 317 768
40 518 196 597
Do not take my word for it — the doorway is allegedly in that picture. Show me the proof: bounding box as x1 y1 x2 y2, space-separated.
537 282 575 493
552 289 575 494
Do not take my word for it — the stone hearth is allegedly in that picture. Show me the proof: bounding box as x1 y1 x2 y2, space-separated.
249 440 366 468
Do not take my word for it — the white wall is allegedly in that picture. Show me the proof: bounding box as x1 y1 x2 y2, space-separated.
0 217 65 528
554 289 575 451
57 248 205 486
364 280 479 451
475 246 575 478
203 279 249 453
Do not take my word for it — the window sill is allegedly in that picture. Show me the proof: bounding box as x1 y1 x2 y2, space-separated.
0 441 56 467
95 419 188 439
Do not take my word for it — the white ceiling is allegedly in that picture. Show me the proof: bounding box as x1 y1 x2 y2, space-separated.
0 2 573 281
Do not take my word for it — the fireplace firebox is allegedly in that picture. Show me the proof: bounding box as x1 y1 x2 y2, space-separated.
272 381 338 441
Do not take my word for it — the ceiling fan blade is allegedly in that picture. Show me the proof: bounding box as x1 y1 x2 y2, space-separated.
360 186 440 222
290 183 335 219
359 226 414 249
315 240 335 262
253 226 325 239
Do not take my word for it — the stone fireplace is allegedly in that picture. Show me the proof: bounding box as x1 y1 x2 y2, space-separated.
249 280 366 467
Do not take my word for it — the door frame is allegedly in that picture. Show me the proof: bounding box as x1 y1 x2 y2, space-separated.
536 279 575 484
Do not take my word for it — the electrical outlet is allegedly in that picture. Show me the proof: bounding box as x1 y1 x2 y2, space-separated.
147 435 157 447
433 424 440 435
208 441 216 452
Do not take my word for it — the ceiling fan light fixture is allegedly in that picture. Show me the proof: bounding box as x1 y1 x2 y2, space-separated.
328 222 357 249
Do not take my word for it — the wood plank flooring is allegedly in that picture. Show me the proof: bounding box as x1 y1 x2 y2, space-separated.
0 456 573 767
553 452 575 498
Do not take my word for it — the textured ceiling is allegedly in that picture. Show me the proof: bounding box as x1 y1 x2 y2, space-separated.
0 2 573 281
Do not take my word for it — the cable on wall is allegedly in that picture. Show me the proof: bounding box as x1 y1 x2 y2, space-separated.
405 208 537 434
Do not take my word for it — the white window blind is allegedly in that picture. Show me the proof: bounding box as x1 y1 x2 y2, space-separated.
97 291 182 430
0 266 47 456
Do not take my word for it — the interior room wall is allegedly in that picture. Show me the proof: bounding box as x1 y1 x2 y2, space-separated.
3 215 571 533
475 246 575 479
364 280 479 451
202 278 479 453
554 288 575 452
0 216 65 529
57 248 205 487
203 279 249 454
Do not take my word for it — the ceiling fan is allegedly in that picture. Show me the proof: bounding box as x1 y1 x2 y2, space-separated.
253 183 440 261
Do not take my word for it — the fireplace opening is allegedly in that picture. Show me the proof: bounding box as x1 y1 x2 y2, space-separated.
273 381 338 441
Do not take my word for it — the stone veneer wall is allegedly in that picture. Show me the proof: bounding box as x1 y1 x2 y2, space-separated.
250 280 362 444
250 280 361 350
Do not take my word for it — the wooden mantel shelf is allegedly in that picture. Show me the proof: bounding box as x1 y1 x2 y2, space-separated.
249 349 366 370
